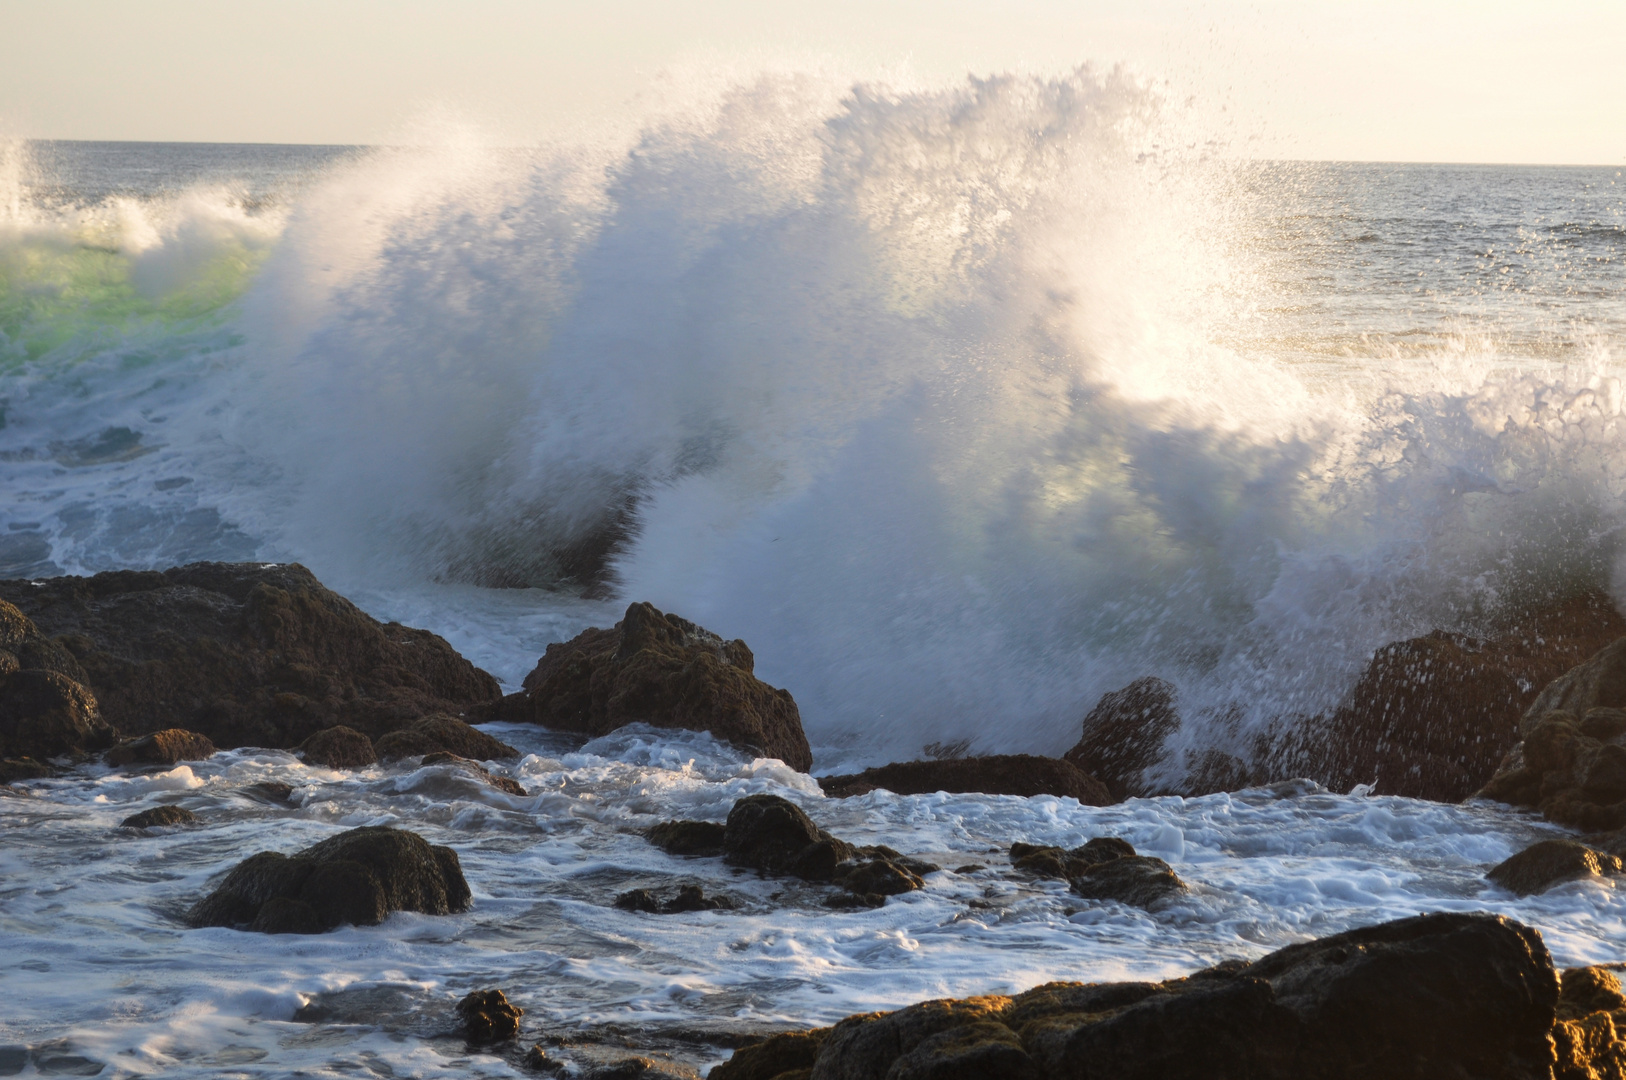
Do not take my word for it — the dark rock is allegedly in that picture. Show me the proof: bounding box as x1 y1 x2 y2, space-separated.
708 1029 826 1080
824 891 887 910
0 757 54 783
0 563 502 750
298 725 377 768
724 794 855 882
120 805 198 828
584 1058 696 1080
243 781 295 803
817 754 1112 804
489 602 811 771
712 912 1561 1080
1010 836 1135 880
1063 677 1180 800
420 751 527 795
1553 965 1626 1078
1068 855 1186 908
457 989 524 1042
105 728 217 767
524 1043 562 1073
0 601 117 762
616 884 736 914
835 859 924 897
1269 591 1626 802
186 824 471 933
646 819 727 857
374 715 518 761
1488 839 1625 896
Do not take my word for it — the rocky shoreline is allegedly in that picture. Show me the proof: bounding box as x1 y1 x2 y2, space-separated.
7 561 1626 1075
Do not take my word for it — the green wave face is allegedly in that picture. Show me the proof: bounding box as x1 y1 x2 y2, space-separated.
0 206 278 371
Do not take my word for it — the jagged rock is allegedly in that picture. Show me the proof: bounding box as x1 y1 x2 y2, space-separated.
614 884 735 914
1478 636 1626 830
374 715 518 761
584 1058 697 1080
120 805 198 829
298 725 377 768
1063 677 1180 800
1271 591 1626 802
457 989 524 1042
1488 839 1626 896
421 751 527 795
724 794 854 882
835 858 924 897
1 597 116 762
707 1029 826 1080
105 728 217 767
0 563 502 750
1010 837 1136 880
1068 855 1186 909
715 912 1562 1080
646 819 727 857
818 754 1112 804
490 602 812 771
186 825 470 934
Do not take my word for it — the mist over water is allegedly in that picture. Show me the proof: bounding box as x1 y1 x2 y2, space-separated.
3 70 1626 766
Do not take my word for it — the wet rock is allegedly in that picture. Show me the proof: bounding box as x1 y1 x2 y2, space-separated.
817 754 1112 804
708 1029 826 1080
105 728 217 767
0 563 502 750
0 757 54 783
835 858 924 897
457 988 524 1042
297 725 377 768
186 824 471 934
1271 591 1626 802
1063 677 1180 800
1487 839 1625 896
646 819 727 857
1068 855 1186 909
0 601 117 762
724 794 854 882
120 805 198 829
374 715 518 762
1010 836 1136 880
584 1058 697 1080
490 602 812 771
1552 966 1626 1079
823 891 887 910
714 912 1561 1080
614 884 735 914
242 781 295 804
420 751 527 795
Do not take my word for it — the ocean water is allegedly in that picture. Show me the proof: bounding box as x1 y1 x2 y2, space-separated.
3 67 1626 1076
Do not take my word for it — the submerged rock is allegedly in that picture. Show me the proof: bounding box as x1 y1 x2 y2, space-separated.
1069 855 1186 909
0 598 116 762
646 819 727 857
105 728 216 767
120 805 198 829
0 756 55 783
1487 839 1626 896
1010 837 1136 880
421 751 527 795
457 989 524 1042
0 563 502 751
374 715 518 762
713 912 1565 1080
297 725 377 768
1063 677 1180 800
614 884 735 914
489 602 812 771
818 754 1112 804
186 825 470 934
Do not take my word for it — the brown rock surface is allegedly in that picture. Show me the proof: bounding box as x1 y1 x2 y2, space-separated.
373 715 518 761
298 725 378 768
106 728 217 767
0 563 501 751
818 754 1112 804
492 602 811 771
420 751 527 795
120 804 198 828
457 989 524 1042
1063 677 1179 800
716 912 1572 1080
0 598 116 761
1488 839 1626 897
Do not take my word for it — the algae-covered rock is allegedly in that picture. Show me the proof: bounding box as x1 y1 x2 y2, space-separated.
298 725 377 768
106 728 217 767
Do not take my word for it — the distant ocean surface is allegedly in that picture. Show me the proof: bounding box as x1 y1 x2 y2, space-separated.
4 70 1626 1079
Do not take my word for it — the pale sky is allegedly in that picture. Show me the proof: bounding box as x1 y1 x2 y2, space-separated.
3 0 1622 163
